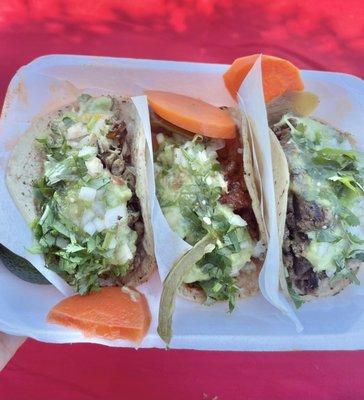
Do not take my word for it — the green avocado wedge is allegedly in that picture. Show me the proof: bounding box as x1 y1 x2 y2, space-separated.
0 244 49 284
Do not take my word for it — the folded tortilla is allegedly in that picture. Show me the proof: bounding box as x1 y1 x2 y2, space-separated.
271 115 363 303
152 107 267 305
6 95 156 290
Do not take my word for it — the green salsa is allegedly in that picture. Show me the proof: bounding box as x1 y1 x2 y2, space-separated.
276 115 364 294
31 95 138 293
155 133 261 310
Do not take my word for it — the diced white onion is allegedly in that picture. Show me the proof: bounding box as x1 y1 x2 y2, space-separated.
240 241 250 250
94 217 106 232
95 189 105 200
79 186 97 201
91 118 106 134
118 243 133 263
104 205 127 228
81 209 95 226
68 141 79 148
230 214 247 227
78 136 91 148
218 174 228 192
108 238 117 250
93 200 105 218
326 269 335 278
174 148 187 167
204 244 216 253
66 122 88 140
83 221 96 235
78 146 97 158
85 157 103 177
196 151 208 163
156 133 165 144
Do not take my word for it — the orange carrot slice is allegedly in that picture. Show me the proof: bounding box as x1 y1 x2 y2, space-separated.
146 90 236 139
47 287 151 343
224 54 304 102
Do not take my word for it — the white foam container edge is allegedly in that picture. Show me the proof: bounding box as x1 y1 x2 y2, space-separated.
0 54 364 351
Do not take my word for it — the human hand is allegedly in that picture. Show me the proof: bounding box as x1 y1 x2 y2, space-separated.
0 333 25 371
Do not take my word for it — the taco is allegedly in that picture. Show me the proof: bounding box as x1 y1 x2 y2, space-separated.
146 91 266 342
6 94 156 294
271 114 364 306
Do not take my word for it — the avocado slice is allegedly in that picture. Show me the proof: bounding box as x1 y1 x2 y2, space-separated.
0 244 49 284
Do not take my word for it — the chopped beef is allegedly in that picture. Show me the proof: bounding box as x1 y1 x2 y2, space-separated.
123 168 136 188
292 194 332 231
127 193 141 213
97 117 145 276
292 257 315 279
134 221 144 236
107 121 127 142
273 123 335 295
283 191 323 294
220 180 251 210
111 158 125 176
285 195 297 231
98 151 117 170
128 210 141 227
272 125 291 142
96 139 110 154
292 262 319 292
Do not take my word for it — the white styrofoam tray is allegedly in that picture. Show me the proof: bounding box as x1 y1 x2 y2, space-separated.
0 55 363 351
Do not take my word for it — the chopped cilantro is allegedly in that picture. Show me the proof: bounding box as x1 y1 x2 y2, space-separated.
338 206 360 227
31 95 137 294
287 282 304 309
347 232 364 245
314 148 358 169
316 229 342 243
276 115 364 290
155 135 255 310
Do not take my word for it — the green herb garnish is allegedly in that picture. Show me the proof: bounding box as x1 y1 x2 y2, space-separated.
31 95 136 293
155 136 255 310
287 283 304 309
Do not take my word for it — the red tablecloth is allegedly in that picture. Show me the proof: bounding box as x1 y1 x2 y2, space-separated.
0 1 363 399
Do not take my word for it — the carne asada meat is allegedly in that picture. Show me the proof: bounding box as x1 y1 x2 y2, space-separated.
97 114 145 278
274 123 336 295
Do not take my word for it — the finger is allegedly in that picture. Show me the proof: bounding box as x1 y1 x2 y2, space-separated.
0 333 26 371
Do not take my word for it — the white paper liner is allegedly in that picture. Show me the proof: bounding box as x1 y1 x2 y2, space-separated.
237 56 303 331
0 55 363 350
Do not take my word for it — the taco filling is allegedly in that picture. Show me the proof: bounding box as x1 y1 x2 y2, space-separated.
30 95 149 293
153 113 263 310
273 115 364 305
